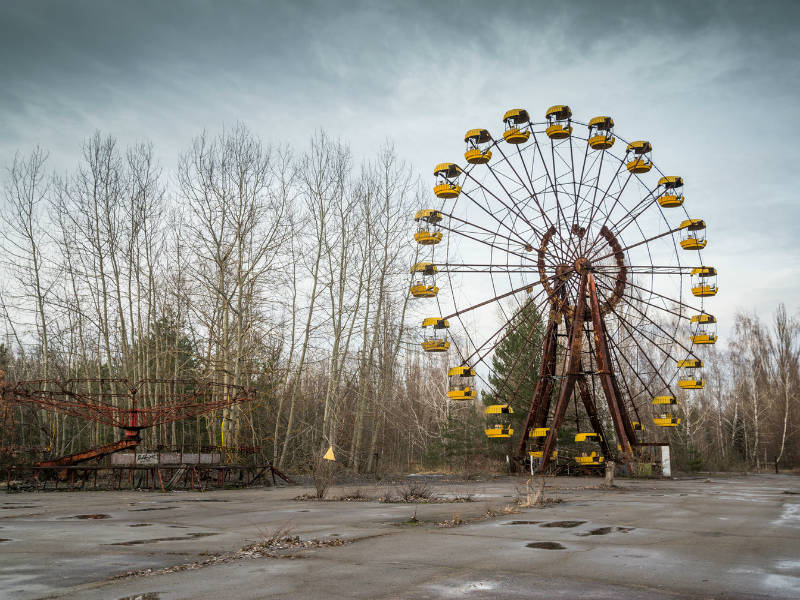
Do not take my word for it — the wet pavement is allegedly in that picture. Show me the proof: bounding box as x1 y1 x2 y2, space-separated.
1 474 798 599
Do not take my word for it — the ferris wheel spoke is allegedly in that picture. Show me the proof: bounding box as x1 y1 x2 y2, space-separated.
461 169 545 245
462 285 552 365
437 219 543 266
610 275 703 316
581 157 624 256
593 265 694 276
582 171 638 257
603 182 664 241
602 327 667 410
457 187 533 247
533 136 573 259
594 278 687 322
442 270 570 320
600 281 700 359
590 225 682 263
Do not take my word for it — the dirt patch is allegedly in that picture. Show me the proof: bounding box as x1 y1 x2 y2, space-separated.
74 514 110 520
540 520 585 528
527 542 565 550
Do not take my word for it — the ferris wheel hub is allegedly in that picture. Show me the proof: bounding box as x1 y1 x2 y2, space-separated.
574 257 592 275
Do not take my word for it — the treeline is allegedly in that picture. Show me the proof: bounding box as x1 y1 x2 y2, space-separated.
0 125 797 474
0 126 477 472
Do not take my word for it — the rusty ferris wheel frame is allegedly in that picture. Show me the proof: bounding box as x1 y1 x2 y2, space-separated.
412 106 718 473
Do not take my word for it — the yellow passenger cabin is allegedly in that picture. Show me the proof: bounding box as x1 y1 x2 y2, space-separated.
409 262 439 298
545 105 572 140
433 163 462 199
690 313 718 345
464 128 493 164
421 317 450 352
485 404 514 438
528 427 549 438
653 395 677 405
691 266 718 297
587 116 615 150
529 450 558 459
414 209 444 246
657 176 684 208
626 140 653 173
575 432 602 442
678 379 705 390
502 108 531 144
680 218 707 250
654 414 681 427
447 365 477 400
575 452 604 465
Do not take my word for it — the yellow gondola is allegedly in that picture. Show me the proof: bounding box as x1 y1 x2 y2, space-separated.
575 452 605 465
410 262 439 298
653 414 681 427
679 379 705 389
448 365 476 400
485 404 514 438
433 163 462 199
691 266 718 297
625 140 653 173
545 105 572 140
653 395 677 405
414 209 444 246
502 109 531 144
574 432 602 442
680 218 707 250
690 313 718 345
657 176 684 208
587 116 615 150
678 357 704 389
421 317 450 352
528 427 549 438
529 450 558 459
464 128 492 164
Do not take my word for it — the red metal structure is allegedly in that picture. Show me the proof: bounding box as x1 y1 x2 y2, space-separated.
0 377 255 468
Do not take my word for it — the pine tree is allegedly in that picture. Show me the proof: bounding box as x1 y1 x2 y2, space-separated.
482 299 547 455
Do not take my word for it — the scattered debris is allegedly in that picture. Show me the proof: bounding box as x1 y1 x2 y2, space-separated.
435 514 464 528
73 514 110 520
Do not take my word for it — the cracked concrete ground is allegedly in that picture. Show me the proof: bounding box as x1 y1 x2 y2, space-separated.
1 473 798 599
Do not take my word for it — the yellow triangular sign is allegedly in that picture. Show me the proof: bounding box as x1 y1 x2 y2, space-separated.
323 446 336 461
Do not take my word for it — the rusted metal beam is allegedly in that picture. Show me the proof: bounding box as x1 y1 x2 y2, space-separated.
538 272 589 473
587 273 635 468
513 310 560 462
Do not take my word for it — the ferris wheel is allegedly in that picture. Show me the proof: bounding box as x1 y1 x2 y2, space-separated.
411 105 718 472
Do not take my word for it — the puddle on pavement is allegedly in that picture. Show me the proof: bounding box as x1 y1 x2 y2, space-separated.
130 506 177 512
73 514 110 519
506 521 542 525
109 532 217 546
129 523 153 527
165 498 230 503
577 526 635 537
540 520 585 528
527 542 565 550
1 505 38 509
0 538 10 542
117 594 160 600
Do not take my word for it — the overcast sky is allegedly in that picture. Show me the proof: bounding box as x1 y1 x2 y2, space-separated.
1 0 799 342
